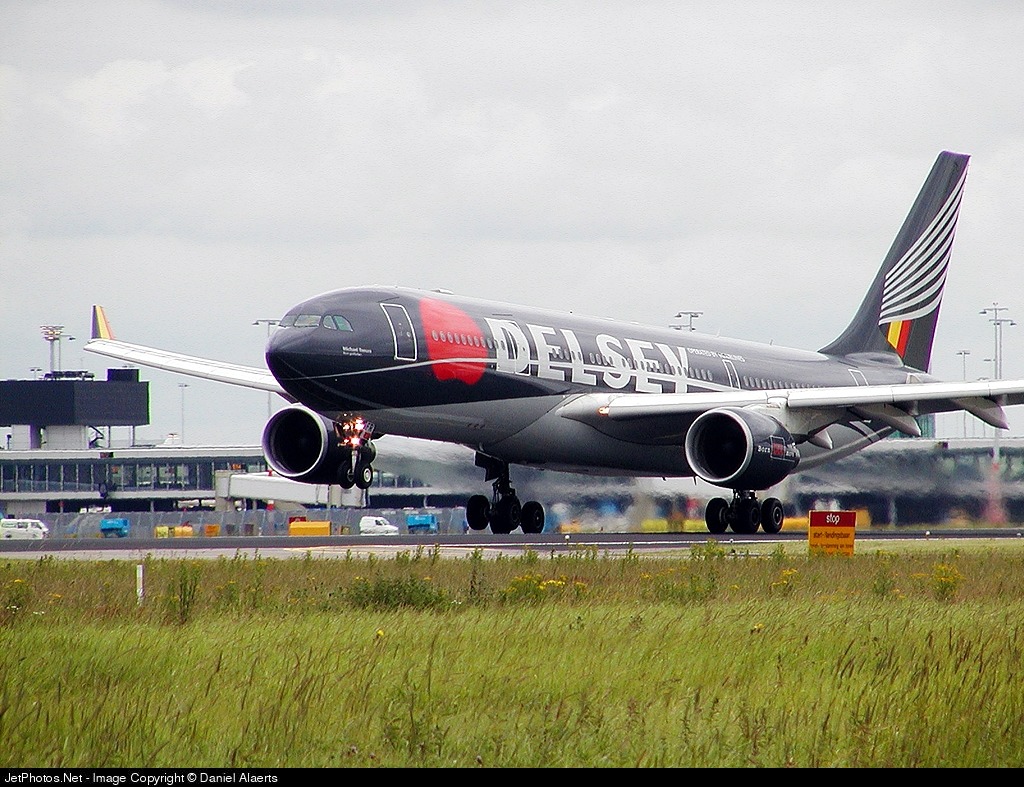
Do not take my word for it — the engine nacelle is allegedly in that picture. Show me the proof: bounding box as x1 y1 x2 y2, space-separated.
684 407 800 490
261 406 351 485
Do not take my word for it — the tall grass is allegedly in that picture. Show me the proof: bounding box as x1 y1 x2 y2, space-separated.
1 542 1022 767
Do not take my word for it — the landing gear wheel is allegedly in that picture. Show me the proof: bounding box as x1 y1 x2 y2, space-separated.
705 497 729 534
491 496 522 534
731 498 760 534
760 497 785 534
354 463 374 489
520 501 545 534
338 458 355 490
466 495 491 531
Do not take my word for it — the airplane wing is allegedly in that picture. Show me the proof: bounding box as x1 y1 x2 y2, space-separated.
558 379 1024 437
84 305 289 396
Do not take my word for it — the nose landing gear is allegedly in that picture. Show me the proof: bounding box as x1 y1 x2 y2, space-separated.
335 417 377 490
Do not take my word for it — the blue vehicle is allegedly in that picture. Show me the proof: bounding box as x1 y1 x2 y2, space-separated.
405 513 439 534
99 518 130 538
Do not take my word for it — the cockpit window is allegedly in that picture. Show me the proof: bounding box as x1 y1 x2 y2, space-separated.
324 315 354 331
279 313 353 329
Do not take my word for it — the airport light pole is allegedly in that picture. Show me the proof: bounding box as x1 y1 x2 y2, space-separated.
29 367 42 380
979 303 1015 380
253 319 280 418
956 349 970 438
979 304 1014 524
179 383 189 446
39 325 64 373
61 335 76 371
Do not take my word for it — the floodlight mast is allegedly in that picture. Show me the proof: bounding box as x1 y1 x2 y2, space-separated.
979 304 1015 524
39 325 64 373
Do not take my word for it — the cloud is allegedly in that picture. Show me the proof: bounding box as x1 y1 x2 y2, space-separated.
3 1 1024 445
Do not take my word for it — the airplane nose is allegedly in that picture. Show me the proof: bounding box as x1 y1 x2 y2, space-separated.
266 327 313 382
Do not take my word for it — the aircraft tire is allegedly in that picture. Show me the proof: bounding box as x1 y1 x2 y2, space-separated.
466 495 491 531
354 463 374 489
491 496 521 534
760 497 784 534
520 500 545 534
731 498 760 534
705 497 729 534
338 458 356 490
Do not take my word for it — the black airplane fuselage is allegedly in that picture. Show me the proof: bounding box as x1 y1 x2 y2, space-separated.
265 285 924 477
84 151 1001 535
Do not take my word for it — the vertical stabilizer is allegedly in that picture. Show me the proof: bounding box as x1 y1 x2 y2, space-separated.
819 151 969 372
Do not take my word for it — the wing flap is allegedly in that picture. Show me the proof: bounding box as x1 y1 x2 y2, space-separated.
557 379 1024 432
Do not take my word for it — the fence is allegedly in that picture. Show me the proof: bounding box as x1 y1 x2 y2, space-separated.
26 507 469 539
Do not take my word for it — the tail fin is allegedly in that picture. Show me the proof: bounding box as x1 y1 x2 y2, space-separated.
91 305 115 340
819 151 969 372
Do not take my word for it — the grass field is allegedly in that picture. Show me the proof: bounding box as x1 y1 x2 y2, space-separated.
2 540 1022 768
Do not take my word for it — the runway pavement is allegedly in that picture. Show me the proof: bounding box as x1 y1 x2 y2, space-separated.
1 526 1021 561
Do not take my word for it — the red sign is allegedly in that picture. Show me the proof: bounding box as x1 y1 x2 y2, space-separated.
808 510 856 528
808 510 856 555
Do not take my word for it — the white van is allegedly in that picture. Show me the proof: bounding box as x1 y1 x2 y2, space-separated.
0 518 50 540
358 516 399 536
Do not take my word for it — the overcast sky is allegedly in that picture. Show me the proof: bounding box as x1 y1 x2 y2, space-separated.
3 1 1024 447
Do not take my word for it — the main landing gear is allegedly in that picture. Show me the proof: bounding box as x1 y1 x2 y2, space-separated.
466 453 545 534
335 417 377 491
704 490 785 535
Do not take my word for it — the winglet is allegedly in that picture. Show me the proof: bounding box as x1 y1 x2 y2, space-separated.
91 305 115 341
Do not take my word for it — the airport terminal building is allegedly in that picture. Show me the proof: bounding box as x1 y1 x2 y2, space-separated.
4 369 1024 533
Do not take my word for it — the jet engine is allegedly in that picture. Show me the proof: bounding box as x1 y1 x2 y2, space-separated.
684 407 799 490
261 405 351 485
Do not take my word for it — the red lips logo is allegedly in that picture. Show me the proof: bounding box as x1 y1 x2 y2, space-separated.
420 298 487 384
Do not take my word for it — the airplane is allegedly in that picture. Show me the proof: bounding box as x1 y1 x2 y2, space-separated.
84 150 1024 536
